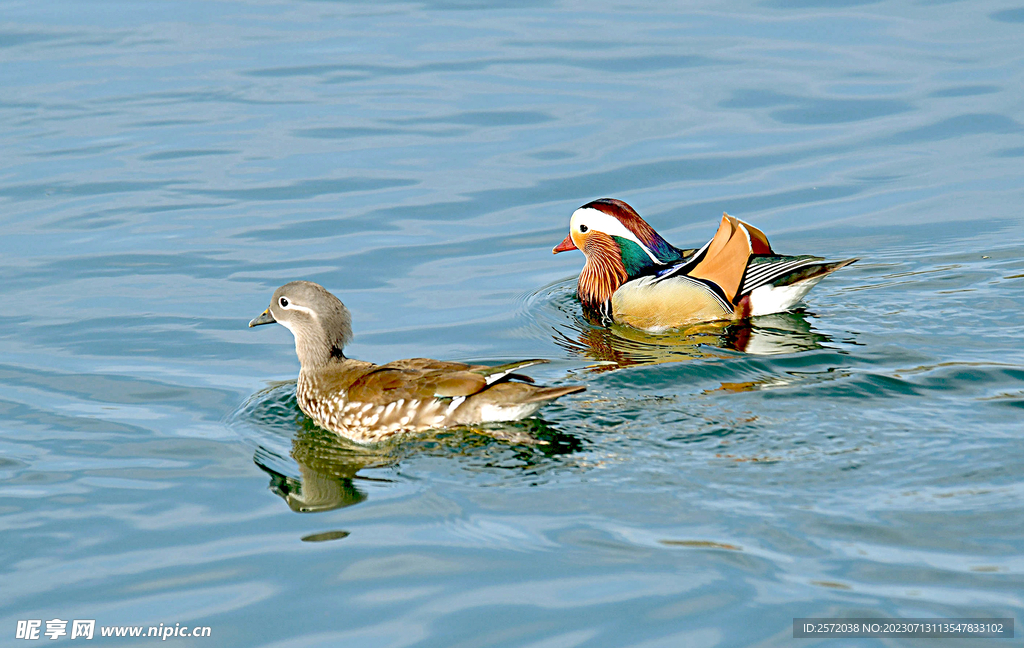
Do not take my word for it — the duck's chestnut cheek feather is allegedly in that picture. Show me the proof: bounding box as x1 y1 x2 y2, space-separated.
553 233 577 254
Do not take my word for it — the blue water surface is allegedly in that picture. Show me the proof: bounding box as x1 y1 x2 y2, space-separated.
2 0 1023 646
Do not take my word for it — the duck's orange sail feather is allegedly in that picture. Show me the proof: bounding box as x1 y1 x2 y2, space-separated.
687 213 773 304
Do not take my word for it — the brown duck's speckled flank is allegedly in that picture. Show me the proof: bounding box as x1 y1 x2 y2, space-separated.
250 281 584 443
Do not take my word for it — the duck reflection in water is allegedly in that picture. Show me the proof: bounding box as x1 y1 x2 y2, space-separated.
245 386 583 514
555 309 831 373
254 426 381 513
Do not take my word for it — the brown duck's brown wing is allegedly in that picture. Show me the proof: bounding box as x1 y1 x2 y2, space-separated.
687 214 769 304
345 358 549 404
386 358 545 385
346 363 469 403
341 366 418 403
386 358 473 373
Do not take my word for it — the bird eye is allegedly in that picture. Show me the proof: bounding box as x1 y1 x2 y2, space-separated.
279 297 289 308
579 224 589 233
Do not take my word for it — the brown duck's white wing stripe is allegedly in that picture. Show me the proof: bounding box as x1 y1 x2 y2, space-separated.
480 360 546 385
740 257 823 295
445 395 467 415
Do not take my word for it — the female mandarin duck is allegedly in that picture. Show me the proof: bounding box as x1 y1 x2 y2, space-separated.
250 281 584 443
553 198 857 332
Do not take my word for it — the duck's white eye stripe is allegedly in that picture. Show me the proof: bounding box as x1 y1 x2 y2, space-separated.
570 207 660 263
280 301 318 319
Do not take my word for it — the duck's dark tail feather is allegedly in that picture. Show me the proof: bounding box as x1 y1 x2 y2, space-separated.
777 258 859 288
522 384 587 403
741 256 858 295
479 381 585 404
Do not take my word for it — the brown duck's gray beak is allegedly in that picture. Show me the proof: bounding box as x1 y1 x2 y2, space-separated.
249 308 276 328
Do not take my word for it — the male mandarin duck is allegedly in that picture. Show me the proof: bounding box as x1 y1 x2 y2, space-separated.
249 281 584 443
553 198 857 331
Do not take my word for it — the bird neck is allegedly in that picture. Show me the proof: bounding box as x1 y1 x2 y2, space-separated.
613 237 657 276
578 235 629 309
621 230 685 268
294 327 348 372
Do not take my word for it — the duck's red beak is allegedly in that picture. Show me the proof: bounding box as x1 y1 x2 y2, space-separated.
552 234 576 254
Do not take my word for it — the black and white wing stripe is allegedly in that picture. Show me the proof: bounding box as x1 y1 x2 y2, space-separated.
739 255 824 296
652 239 712 283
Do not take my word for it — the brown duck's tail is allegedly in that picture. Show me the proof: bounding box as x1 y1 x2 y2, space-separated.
480 381 585 405
452 382 585 426
522 384 587 403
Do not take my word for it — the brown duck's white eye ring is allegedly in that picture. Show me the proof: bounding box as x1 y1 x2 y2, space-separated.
579 224 588 233
279 297 289 308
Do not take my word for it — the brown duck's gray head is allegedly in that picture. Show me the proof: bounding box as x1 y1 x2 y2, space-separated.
249 281 353 369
